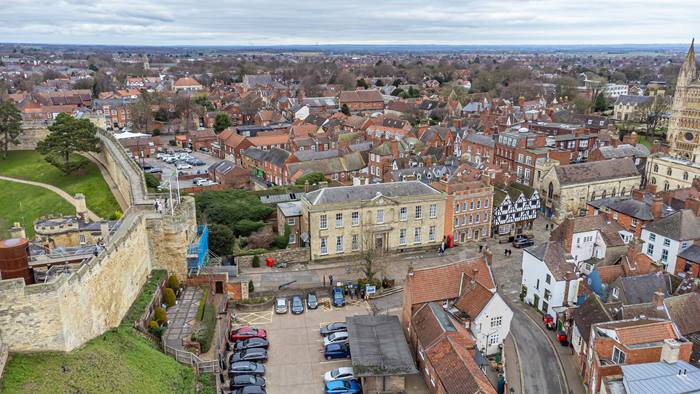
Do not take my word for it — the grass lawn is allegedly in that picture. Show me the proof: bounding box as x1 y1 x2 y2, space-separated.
0 270 215 394
0 180 74 239
0 151 120 219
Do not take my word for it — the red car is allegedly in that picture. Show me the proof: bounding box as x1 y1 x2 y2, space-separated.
231 326 267 342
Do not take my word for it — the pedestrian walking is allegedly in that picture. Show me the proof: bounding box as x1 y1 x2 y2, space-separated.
504 248 508 256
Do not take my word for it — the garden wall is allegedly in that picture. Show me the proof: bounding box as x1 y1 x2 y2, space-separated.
235 247 310 268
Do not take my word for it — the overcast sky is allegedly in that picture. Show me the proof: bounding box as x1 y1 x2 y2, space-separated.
1 0 698 46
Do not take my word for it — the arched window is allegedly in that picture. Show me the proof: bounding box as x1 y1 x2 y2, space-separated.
591 191 596 200
653 164 659 173
621 187 627 196
548 182 554 199
612 188 617 197
667 168 673 176
601 190 607 199
651 177 657 185
684 171 689 181
664 181 670 191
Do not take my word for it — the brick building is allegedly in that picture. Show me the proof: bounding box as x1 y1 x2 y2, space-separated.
339 90 384 112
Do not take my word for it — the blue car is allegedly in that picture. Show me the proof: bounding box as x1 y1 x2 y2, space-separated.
325 379 361 394
324 343 351 360
332 287 345 307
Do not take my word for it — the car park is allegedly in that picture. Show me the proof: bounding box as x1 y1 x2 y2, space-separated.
230 348 268 363
306 292 318 309
231 386 266 394
235 338 269 351
323 367 355 383
324 343 351 360
324 379 362 394
513 235 535 248
323 331 349 346
231 326 267 341
230 374 266 390
320 322 348 336
228 361 265 378
274 297 288 314
332 287 345 307
290 295 304 314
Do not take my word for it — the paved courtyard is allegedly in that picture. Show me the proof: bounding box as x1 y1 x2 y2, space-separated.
229 297 428 394
163 287 202 350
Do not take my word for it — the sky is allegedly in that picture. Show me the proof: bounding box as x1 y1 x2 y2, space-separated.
1 0 699 46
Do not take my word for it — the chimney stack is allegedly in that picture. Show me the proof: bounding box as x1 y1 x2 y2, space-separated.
652 289 665 309
651 195 664 218
632 189 645 202
74 193 88 221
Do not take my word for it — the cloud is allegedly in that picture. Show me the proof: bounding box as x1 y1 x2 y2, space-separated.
0 0 698 46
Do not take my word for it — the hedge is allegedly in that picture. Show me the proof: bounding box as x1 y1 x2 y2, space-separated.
197 289 209 321
120 269 166 328
197 303 216 353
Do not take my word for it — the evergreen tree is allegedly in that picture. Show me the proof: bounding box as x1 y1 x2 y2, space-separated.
0 100 22 160
341 104 350 116
594 92 607 112
37 113 101 174
213 113 231 133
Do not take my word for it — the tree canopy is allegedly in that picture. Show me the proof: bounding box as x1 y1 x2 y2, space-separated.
213 113 231 133
0 100 22 160
208 223 234 256
36 113 101 174
295 172 327 186
196 189 273 236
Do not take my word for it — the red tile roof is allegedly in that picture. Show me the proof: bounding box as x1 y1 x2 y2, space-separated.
454 281 495 319
427 337 497 394
407 258 495 306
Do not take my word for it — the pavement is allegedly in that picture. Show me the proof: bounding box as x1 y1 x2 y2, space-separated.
163 287 202 351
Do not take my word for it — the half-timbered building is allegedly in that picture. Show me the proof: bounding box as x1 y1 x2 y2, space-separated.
492 183 540 238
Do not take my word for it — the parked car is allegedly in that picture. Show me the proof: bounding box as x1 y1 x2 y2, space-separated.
231 386 266 394
323 331 349 346
230 374 265 390
231 347 268 363
324 367 355 383
325 379 362 394
320 322 347 336
275 297 288 314
235 338 269 351
307 292 318 310
290 295 304 314
228 361 265 378
332 287 345 307
231 326 267 341
324 343 351 360
176 163 192 170
512 236 534 248
145 167 163 174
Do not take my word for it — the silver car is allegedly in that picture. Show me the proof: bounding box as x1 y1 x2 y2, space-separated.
275 297 288 314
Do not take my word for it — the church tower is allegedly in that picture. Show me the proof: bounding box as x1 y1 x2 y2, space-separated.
668 39 700 162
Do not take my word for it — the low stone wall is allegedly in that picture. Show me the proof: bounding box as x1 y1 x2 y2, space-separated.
232 297 274 312
236 247 309 268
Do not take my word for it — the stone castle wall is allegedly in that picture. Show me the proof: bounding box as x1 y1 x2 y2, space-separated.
0 128 196 353
12 123 49 150
0 213 152 351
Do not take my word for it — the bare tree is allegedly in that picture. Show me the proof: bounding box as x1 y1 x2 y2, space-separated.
128 97 153 132
639 96 671 138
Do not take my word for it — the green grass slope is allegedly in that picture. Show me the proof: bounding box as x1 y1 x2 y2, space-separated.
0 180 74 238
0 150 120 219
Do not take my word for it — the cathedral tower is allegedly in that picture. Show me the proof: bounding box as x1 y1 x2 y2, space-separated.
668 39 700 162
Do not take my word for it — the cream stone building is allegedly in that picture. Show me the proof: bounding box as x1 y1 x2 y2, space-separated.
535 157 641 222
645 154 700 191
300 181 446 261
668 40 700 162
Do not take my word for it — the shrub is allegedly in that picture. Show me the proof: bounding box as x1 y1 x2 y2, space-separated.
237 296 270 305
151 128 161 136
148 320 159 330
197 289 209 321
109 210 123 220
248 279 255 293
251 255 260 268
167 275 180 290
163 288 176 307
154 307 167 325
144 173 160 190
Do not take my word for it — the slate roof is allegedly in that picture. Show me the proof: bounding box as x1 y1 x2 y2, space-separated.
588 195 674 221
678 244 700 264
464 133 496 147
622 361 700 394
241 147 290 167
293 149 339 162
572 294 612 345
346 315 418 377
614 95 653 106
645 209 700 241
277 201 303 217
555 158 639 186
612 273 672 305
664 293 700 335
305 180 440 205
391 165 457 183
525 241 575 281
597 144 650 159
